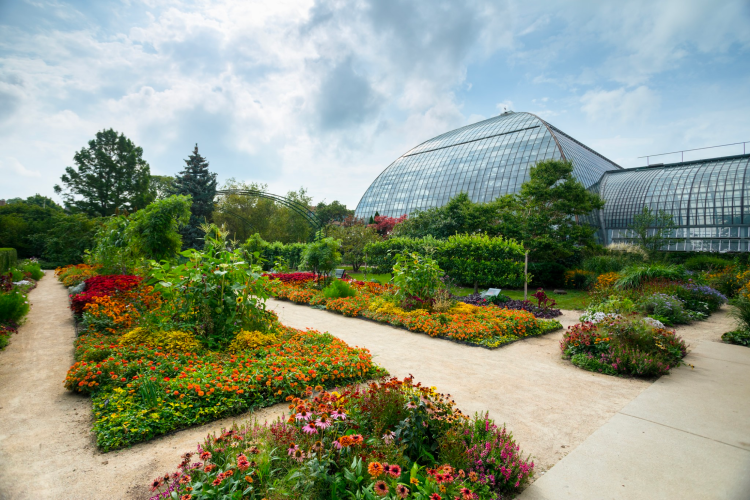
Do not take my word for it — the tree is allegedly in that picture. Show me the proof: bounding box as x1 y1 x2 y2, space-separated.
629 206 678 257
494 159 605 263
393 192 498 239
327 223 380 271
150 175 176 200
54 129 153 216
172 145 218 250
125 195 192 261
371 214 407 237
315 200 354 226
300 237 342 279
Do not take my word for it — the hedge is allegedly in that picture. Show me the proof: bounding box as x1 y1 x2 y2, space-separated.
365 235 526 288
0 248 17 273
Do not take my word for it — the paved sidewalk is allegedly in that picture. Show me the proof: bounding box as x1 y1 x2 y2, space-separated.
518 340 750 500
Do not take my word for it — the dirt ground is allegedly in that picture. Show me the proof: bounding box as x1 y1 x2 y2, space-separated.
0 276 737 499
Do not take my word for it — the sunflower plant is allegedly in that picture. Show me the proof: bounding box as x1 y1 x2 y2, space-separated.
146 242 272 350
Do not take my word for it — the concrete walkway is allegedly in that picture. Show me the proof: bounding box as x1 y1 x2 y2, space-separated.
519 340 750 500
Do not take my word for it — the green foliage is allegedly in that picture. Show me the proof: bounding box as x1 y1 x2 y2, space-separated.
214 179 315 243
86 216 136 274
616 264 688 289
171 144 218 250
19 261 44 280
684 255 732 272
729 295 750 336
41 213 100 265
0 248 17 273
583 253 643 274
54 128 153 216
125 195 192 261
327 224 380 272
365 234 525 289
439 233 525 291
393 192 502 239
629 206 679 257
0 291 29 323
300 238 342 278
722 329 750 347
322 280 357 299
315 200 354 226
149 175 175 200
239 233 307 272
392 252 443 304
527 261 566 287
146 230 272 349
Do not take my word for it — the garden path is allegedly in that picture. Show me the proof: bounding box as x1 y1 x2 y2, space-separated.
0 274 288 500
267 299 736 476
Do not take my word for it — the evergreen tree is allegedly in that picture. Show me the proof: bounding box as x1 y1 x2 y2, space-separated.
172 144 218 249
54 129 153 216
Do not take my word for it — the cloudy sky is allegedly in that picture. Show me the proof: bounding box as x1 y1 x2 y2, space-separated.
1 0 749 209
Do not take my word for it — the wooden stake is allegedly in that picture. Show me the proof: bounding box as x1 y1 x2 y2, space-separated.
524 251 529 301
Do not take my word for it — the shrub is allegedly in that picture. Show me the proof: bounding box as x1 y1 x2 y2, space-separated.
564 269 595 289
616 264 688 289
684 255 732 272
637 293 696 325
392 252 443 306
300 237 342 278
673 284 727 314
322 279 357 299
729 295 750 336
227 330 278 352
19 261 44 280
0 291 29 323
0 248 18 273
119 327 201 353
561 316 687 377
582 254 641 274
437 233 525 290
528 261 566 288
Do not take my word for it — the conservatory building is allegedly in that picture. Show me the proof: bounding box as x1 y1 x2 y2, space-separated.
354 111 750 252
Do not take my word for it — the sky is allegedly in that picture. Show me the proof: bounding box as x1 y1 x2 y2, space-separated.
1 0 749 209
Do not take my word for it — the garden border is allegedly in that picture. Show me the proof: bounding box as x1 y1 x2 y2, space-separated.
273 297 563 351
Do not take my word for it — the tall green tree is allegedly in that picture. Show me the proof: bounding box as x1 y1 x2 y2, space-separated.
315 200 354 226
327 223 380 271
172 145 218 250
125 195 192 261
629 206 678 257
54 129 153 216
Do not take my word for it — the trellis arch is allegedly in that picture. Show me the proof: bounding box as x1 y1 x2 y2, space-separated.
214 189 324 239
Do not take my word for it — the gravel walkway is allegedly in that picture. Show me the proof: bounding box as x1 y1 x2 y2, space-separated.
0 276 736 499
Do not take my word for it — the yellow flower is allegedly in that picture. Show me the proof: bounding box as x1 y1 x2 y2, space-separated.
236 296 244 304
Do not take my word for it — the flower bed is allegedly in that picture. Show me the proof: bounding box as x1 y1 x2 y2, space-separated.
267 279 562 349
560 315 687 377
60 260 383 451
148 377 534 500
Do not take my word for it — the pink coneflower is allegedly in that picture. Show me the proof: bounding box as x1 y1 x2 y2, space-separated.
406 401 417 409
382 431 394 444
396 484 409 498
389 464 402 478
332 439 343 450
373 481 389 497
302 422 318 435
295 410 311 421
331 409 347 420
291 448 306 462
316 414 332 429
287 444 299 456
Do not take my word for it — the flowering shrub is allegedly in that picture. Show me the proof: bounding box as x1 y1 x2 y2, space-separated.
148 378 534 500
119 327 201 353
262 272 316 285
56 264 101 287
0 321 18 350
81 286 161 334
637 293 701 325
227 330 278 352
561 316 687 377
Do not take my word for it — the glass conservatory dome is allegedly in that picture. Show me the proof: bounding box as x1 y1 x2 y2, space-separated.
354 111 622 219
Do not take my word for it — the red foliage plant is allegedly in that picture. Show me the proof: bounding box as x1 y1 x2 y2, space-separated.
70 275 142 315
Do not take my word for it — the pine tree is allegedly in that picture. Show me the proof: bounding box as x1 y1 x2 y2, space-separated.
172 144 218 250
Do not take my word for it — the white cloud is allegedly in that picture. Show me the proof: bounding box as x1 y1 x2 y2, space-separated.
0 158 41 178
496 100 514 113
580 86 660 124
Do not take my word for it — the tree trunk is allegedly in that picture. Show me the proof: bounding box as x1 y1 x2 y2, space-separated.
473 280 478 294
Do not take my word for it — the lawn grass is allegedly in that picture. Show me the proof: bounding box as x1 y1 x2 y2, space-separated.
342 265 591 310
